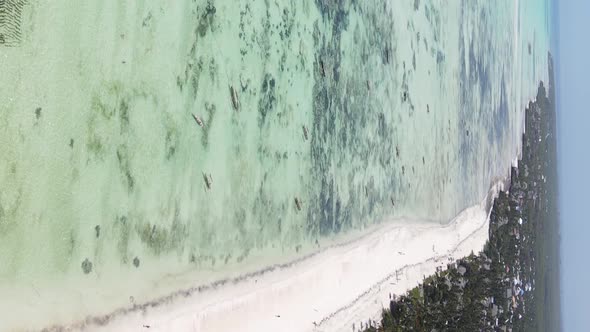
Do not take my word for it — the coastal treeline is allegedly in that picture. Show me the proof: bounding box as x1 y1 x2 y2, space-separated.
364 57 558 332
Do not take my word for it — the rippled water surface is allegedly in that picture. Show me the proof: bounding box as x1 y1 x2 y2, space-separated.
0 0 551 328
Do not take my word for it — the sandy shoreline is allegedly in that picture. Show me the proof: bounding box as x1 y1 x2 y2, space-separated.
2 156 515 332
73 181 503 332
0 182 501 332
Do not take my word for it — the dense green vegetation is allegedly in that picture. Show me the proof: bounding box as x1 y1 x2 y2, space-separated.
364 55 559 332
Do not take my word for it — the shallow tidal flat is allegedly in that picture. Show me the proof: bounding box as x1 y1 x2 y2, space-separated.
0 0 551 330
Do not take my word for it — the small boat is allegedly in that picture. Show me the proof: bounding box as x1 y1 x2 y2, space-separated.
192 113 205 128
302 125 309 140
203 172 212 190
391 197 395 207
294 197 302 211
319 58 326 77
230 86 240 111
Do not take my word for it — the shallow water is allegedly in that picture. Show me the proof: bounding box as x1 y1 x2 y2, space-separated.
0 0 551 328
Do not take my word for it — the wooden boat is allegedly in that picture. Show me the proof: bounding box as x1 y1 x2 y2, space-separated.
230 86 240 111
203 172 212 191
192 113 205 128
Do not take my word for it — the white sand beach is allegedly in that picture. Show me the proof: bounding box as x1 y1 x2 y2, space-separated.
92 182 502 332
0 179 501 332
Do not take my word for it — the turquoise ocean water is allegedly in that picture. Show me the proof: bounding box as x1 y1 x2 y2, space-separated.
0 0 551 327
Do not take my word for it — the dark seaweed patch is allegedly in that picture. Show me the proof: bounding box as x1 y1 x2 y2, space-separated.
489 77 509 144
114 216 130 262
136 208 187 255
119 98 130 132
200 102 216 149
86 133 104 160
306 0 403 236
116 145 134 192
436 50 445 65
197 1 216 37
258 74 277 126
208 58 218 82
142 11 153 28
164 127 177 160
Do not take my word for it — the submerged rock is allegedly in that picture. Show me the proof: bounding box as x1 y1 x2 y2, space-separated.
81 258 93 274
